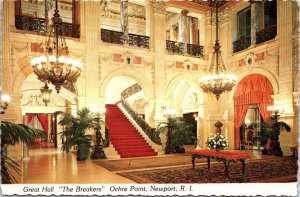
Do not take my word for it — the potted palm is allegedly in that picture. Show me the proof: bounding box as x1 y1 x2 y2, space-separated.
1 121 45 183
248 120 290 156
248 122 273 154
59 108 98 161
156 117 195 154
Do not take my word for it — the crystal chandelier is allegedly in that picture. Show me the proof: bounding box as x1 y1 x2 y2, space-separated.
40 83 52 106
31 0 83 93
199 1 237 100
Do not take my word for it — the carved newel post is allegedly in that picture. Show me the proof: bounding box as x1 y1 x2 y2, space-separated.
270 112 283 156
91 116 106 159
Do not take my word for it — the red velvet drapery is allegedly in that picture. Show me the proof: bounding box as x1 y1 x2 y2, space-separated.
37 114 49 134
26 114 34 124
233 74 274 149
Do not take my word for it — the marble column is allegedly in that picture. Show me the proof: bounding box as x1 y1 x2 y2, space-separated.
83 2 101 109
278 0 293 110
179 9 189 53
250 2 260 46
45 0 52 34
146 0 167 124
120 0 129 44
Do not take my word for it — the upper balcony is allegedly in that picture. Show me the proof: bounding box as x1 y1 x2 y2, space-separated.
15 15 80 38
101 29 150 49
101 29 204 58
166 40 204 58
233 25 277 53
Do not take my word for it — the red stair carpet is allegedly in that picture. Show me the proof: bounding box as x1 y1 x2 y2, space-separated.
105 104 158 158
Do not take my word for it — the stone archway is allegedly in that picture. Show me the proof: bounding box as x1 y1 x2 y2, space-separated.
165 73 205 148
233 73 275 149
99 68 153 100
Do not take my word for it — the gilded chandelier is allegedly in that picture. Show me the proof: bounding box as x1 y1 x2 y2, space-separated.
31 0 83 93
199 1 237 100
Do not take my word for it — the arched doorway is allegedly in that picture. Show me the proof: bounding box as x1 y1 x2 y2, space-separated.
169 80 202 146
233 74 274 149
20 73 77 149
105 76 146 117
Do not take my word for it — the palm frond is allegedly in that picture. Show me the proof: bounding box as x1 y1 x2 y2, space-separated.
1 121 36 145
277 121 291 132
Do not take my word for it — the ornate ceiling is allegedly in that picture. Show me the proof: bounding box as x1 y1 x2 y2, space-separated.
191 0 230 9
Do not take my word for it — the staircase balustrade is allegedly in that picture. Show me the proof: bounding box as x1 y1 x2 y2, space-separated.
121 83 142 99
120 98 162 145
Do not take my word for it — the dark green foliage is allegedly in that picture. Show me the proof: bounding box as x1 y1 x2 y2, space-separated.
156 117 195 154
1 121 46 184
248 122 273 146
248 119 291 156
59 108 102 161
248 120 290 146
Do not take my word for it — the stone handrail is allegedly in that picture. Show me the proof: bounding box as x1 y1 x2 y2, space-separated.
120 97 162 145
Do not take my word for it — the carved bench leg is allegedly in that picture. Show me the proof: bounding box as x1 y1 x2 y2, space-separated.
192 155 196 169
224 160 229 180
207 157 210 171
241 159 246 180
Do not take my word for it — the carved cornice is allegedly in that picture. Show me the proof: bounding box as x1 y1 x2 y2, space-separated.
103 11 146 26
206 7 230 25
23 0 72 11
152 1 166 15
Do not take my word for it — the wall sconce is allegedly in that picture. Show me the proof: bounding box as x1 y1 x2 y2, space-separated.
267 104 285 123
40 83 52 107
1 94 11 114
267 105 285 115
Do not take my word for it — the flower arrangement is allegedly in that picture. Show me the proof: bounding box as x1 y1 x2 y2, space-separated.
207 134 228 150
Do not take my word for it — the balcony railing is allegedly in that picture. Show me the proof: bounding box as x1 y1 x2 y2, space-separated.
232 36 251 53
15 15 45 33
166 40 203 58
233 24 277 53
101 29 123 45
101 29 150 49
128 33 150 49
166 40 185 54
60 22 80 38
256 24 277 45
187 43 204 58
15 15 80 38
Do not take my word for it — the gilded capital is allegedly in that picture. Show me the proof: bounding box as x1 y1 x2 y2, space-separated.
152 1 166 15
181 9 189 16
